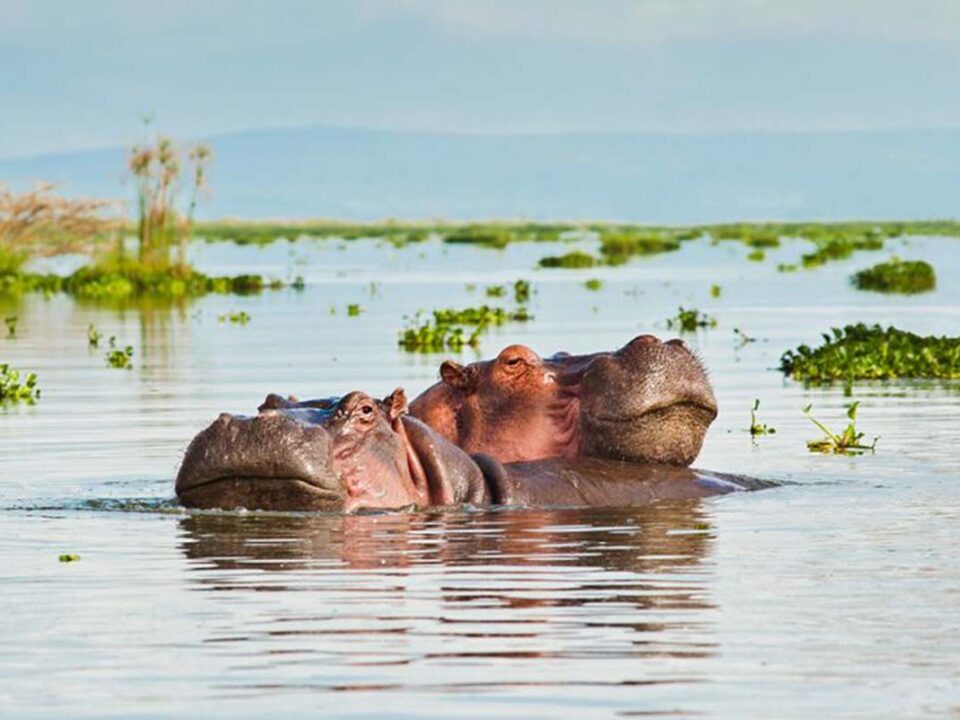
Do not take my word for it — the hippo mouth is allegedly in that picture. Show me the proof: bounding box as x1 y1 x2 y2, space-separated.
177 476 344 512
176 410 344 512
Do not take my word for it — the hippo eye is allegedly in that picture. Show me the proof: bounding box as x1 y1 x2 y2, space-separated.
358 403 375 417
504 357 523 368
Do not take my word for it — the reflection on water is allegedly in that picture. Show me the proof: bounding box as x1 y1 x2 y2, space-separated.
172 503 717 712
2 235 960 717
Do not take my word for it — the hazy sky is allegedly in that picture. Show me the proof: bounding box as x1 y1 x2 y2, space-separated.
2 0 959 158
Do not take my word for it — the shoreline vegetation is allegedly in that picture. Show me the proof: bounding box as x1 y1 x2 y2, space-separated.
4 214 960 300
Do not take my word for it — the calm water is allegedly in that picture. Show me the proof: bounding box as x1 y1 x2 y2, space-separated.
2 235 959 718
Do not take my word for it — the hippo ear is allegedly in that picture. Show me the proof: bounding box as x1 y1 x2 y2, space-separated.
440 361 476 393
381 388 409 422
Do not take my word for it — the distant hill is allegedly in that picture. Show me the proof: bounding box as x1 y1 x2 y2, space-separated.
1 126 957 223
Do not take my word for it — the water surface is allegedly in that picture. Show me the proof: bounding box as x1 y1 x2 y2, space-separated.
2 235 959 718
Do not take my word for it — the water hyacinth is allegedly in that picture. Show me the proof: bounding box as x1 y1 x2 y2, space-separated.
0 364 40 404
780 324 960 383
852 258 936 294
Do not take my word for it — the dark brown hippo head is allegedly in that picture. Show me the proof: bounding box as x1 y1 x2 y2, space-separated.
176 389 489 513
409 335 717 466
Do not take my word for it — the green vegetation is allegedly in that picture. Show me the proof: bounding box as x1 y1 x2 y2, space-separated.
749 399 776 436
780 324 960 383
598 230 681 265
800 230 884 269
747 249 765 262
803 402 877 455
584 278 603 291
346 304 362 317
538 251 597 269
399 304 532 352
128 125 211 267
513 279 531 304
667 306 717 332
105 338 134 369
219 311 251 325
852 258 936 294
58 554 81 563
710 284 721 298
88 325 103 347
485 285 505 298
0 364 40 404
4 316 16 337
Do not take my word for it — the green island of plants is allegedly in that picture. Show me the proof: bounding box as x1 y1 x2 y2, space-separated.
780 324 960 383
399 304 532 352
0 363 40 404
538 251 597 269
852 258 936 294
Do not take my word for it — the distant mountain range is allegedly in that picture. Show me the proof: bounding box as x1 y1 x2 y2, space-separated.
1 126 957 222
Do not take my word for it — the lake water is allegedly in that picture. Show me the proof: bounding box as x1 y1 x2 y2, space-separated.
2 234 959 718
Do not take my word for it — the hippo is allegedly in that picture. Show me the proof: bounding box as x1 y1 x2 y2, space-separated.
408 334 717 466
176 389 771 513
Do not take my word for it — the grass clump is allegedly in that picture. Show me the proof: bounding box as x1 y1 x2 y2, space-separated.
346 304 362 317
803 402 877 455
749 399 776 436
538 251 597 269
852 258 936 294
58 554 81 563
780 324 960 383
666 306 717 332
0 364 40 404
584 278 603 291
485 285 505 298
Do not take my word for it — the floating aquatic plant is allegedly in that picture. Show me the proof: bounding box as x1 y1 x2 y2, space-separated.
803 402 877 455
749 399 776 436
4 316 16 337
0 363 40 404
346 304 362 317
218 311 250 325
710 284 721 298
105 337 134 369
667 306 717 332
852 258 936 294
780 324 960 383
87 324 103 347
584 278 603 291
58 554 81 563
485 285 505 298
513 279 531 304
398 304 531 352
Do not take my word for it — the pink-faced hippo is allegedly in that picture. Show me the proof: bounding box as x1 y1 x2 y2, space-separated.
409 334 718 466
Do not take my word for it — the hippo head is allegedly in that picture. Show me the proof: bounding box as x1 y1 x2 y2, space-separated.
409 335 717 466
176 389 489 512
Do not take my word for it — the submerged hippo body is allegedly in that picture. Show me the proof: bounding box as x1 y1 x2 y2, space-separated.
176 390 771 513
409 335 718 467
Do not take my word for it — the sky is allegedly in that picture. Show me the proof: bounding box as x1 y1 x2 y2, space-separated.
2 0 959 158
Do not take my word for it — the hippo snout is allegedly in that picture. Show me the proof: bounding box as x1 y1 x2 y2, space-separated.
175 409 344 512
